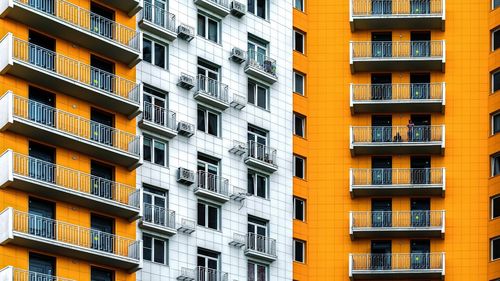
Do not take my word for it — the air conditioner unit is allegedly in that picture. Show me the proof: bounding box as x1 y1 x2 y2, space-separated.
177 167 195 185
230 1 246 18
230 47 246 64
177 73 195 90
177 121 195 137
177 24 194 41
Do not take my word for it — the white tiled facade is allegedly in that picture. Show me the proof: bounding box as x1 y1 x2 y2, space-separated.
135 0 293 280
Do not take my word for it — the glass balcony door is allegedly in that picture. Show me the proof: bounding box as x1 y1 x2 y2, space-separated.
90 108 114 147
371 115 392 142
90 55 115 93
371 199 392 227
371 0 392 15
410 0 431 14
410 73 431 99
371 32 392 58
28 31 56 72
90 3 115 39
145 0 167 27
28 0 55 14
28 198 56 240
197 156 219 192
411 32 431 57
28 86 56 127
90 160 114 200
90 215 114 253
29 253 56 281
411 198 431 227
248 218 268 253
370 240 392 270
143 87 167 126
410 156 431 184
197 249 219 281
28 142 56 184
248 126 268 161
371 73 392 100
143 187 167 226
410 114 431 142
371 157 392 185
197 62 220 97
410 240 431 269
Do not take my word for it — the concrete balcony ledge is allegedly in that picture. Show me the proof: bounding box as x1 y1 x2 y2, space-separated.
194 171 230 203
0 266 74 281
139 203 176 236
0 150 141 220
0 33 142 119
138 2 177 41
138 101 177 139
194 0 230 17
349 252 445 280
101 0 142 16
0 0 141 66
244 233 277 263
244 52 278 84
243 141 278 174
194 75 230 111
350 0 445 31
349 210 445 239
177 266 228 281
349 168 446 197
0 208 142 272
0 92 142 169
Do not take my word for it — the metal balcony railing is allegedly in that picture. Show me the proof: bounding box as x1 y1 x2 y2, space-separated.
12 95 140 156
351 0 444 16
142 101 177 131
246 233 276 257
350 252 445 271
351 168 445 186
247 141 277 166
246 49 277 77
12 152 140 208
196 266 228 281
15 0 140 51
11 209 141 260
196 0 230 8
196 74 229 103
0 266 75 281
140 2 176 32
143 203 176 229
351 125 444 143
350 41 445 59
196 170 229 197
350 210 445 229
351 83 445 101
12 37 140 104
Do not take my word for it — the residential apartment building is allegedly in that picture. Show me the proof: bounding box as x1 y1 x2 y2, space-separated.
293 0 500 280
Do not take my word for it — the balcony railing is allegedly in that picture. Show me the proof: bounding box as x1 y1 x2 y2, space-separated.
246 233 276 257
350 210 445 229
246 49 277 77
0 266 75 281
196 74 229 103
142 101 177 131
140 2 176 32
196 266 228 281
351 168 445 186
351 0 444 17
11 152 140 208
143 203 175 229
10 209 141 260
14 0 140 51
351 83 445 101
247 141 277 167
12 36 140 104
12 94 140 156
196 170 229 197
351 125 444 143
351 40 445 59
350 252 445 272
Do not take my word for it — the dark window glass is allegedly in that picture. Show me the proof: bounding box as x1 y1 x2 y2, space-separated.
294 31 304 53
197 202 205 226
143 137 151 162
197 108 206 132
294 114 305 137
257 174 266 198
493 155 500 176
295 0 304 11
494 71 500 92
208 205 218 229
91 267 114 281
154 140 165 166
154 43 165 68
207 112 218 136
143 235 152 261
294 156 305 179
247 173 255 195
493 238 500 260
294 240 305 262
248 81 256 104
493 196 500 219
143 39 152 63
495 0 500 9
208 18 218 42
494 30 500 50
294 72 304 95
256 0 266 18
197 14 205 37
294 197 305 221
493 114 500 134
257 86 267 109
154 238 165 264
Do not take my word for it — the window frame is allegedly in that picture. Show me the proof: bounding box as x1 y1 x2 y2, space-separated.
493 28 500 51
248 170 269 199
492 154 500 177
142 234 168 265
294 0 304 12
492 195 500 220
248 0 268 20
293 239 306 263
143 37 168 69
492 112 500 135
293 71 305 96
197 201 221 231
197 13 220 43
294 29 305 54
293 112 306 138
248 261 268 281
143 136 168 167
494 0 500 10
492 69 500 93
294 154 306 179
248 79 269 110
492 236 500 261
197 107 221 137
293 197 306 221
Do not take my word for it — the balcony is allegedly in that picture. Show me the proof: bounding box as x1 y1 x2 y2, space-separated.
350 125 445 155
138 101 177 138
139 203 176 236
194 75 229 111
244 233 277 263
350 168 446 197
350 0 445 31
194 171 229 203
0 34 142 118
349 252 445 280
0 150 140 220
100 0 142 16
193 0 230 17
349 210 445 239
350 40 445 73
0 92 141 169
0 0 141 66
350 83 445 113
0 266 74 281
244 50 277 84
138 2 177 41
177 267 228 281
244 141 278 174
0 208 142 272
177 218 195 234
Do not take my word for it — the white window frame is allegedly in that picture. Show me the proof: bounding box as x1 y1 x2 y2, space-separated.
248 80 269 110
492 236 500 261
197 201 220 230
294 112 306 137
294 155 306 179
143 234 168 265
492 195 500 219
143 136 168 167
197 107 220 137
493 28 500 51
492 70 500 93
492 112 500 135
293 239 306 263
143 37 168 69
197 13 220 43
248 170 268 199
294 71 305 95
248 0 268 19
294 29 305 54
248 261 268 281
293 197 305 221
492 154 500 177
294 0 304 12
197 249 220 271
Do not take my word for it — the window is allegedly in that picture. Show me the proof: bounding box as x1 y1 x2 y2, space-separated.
197 248 219 276
294 197 305 221
493 70 500 93
197 201 220 230
494 0 500 9
294 155 306 179
248 36 268 65
294 30 305 54
493 112 500 135
197 154 220 191
294 113 306 137
294 0 304 11
143 38 167 69
143 136 167 166
143 234 168 265
492 236 500 261
493 154 500 177
143 86 168 126
248 80 269 110
143 185 168 226
248 170 268 198
248 0 267 19
293 239 306 263
197 13 219 43
248 261 267 281
492 195 500 219
294 71 305 95
493 29 500 51
197 107 220 136
91 267 114 281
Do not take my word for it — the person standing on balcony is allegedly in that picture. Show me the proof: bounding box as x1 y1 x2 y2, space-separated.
407 119 415 142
